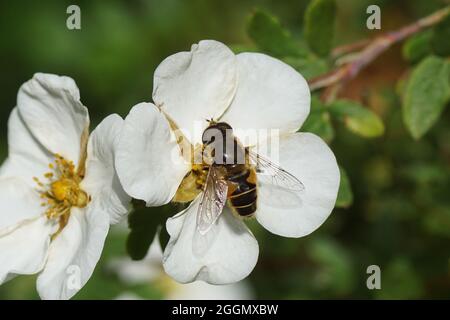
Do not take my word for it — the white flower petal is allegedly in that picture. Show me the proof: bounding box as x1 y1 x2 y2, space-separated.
17 73 89 167
0 178 44 230
115 103 189 206
221 53 310 143
0 215 54 284
36 204 109 300
82 114 130 224
153 40 237 138
163 198 259 284
255 133 340 237
0 108 53 184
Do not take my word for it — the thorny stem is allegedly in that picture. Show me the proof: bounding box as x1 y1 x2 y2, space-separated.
308 6 450 94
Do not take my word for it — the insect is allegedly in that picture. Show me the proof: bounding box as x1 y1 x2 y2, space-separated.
196 120 305 235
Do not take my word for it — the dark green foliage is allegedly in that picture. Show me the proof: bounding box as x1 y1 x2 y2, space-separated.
126 207 159 260
127 202 182 260
402 56 450 139
283 55 329 79
329 100 385 138
301 96 334 142
402 31 432 63
247 9 307 58
1 0 450 300
431 12 450 56
336 166 353 208
304 0 336 57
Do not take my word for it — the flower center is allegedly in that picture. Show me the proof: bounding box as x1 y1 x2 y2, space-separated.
34 154 90 238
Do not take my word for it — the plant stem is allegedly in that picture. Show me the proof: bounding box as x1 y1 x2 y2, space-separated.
331 39 370 58
308 6 450 92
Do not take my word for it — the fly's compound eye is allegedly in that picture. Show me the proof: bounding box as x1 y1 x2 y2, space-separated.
217 122 232 131
202 122 233 145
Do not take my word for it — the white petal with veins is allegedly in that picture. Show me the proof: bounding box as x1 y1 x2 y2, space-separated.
82 114 130 224
220 52 310 143
0 215 55 284
36 205 109 300
0 178 44 230
153 40 237 138
163 198 259 284
0 108 53 185
255 133 340 237
17 73 89 167
115 103 189 206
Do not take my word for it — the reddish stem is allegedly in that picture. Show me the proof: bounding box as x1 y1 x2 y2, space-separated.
309 6 450 91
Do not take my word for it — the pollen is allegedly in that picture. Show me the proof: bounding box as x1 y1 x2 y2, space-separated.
34 153 90 239
173 144 209 203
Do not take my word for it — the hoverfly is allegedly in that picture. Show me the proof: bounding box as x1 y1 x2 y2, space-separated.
196 120 305 236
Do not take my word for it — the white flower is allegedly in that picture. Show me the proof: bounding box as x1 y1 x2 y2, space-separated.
115 40 340 284
0 73 130 299
109 232 253 300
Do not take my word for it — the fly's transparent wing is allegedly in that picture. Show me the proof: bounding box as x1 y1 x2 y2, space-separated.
246 148 305 192
196 165 228 235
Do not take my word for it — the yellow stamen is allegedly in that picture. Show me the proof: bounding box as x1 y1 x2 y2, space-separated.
44 172 53 179
34 154 89 239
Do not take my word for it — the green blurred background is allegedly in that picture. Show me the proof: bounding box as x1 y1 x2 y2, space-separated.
0 0 449 299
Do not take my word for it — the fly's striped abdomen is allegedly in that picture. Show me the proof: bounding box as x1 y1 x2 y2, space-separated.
227 167 257 218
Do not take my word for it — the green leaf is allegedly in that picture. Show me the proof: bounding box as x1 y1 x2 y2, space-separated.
375 258 424 299
431 12 450 56
229 44 258 54
395 74 409 100
158 224 171 250
423 206 450 238
329 99 385 138
301 96 335 142
283 55 329 80
336 166 353 208
307 237 356 295
402 31 432 64
247 9 306 58
126 203 181 260
401 163 448 185
304 0 336 57
126 207 160 260
403 56 450 139
302 110 334 143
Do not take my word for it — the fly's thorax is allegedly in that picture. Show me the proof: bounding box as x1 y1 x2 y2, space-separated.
173 122 254 209
201 121 233 146
202 123 246 166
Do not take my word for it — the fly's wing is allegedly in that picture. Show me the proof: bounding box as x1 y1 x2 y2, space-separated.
196 165 228 236
246 148 305 192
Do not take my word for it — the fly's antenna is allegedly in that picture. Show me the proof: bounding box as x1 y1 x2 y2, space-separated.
206 118 216 125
